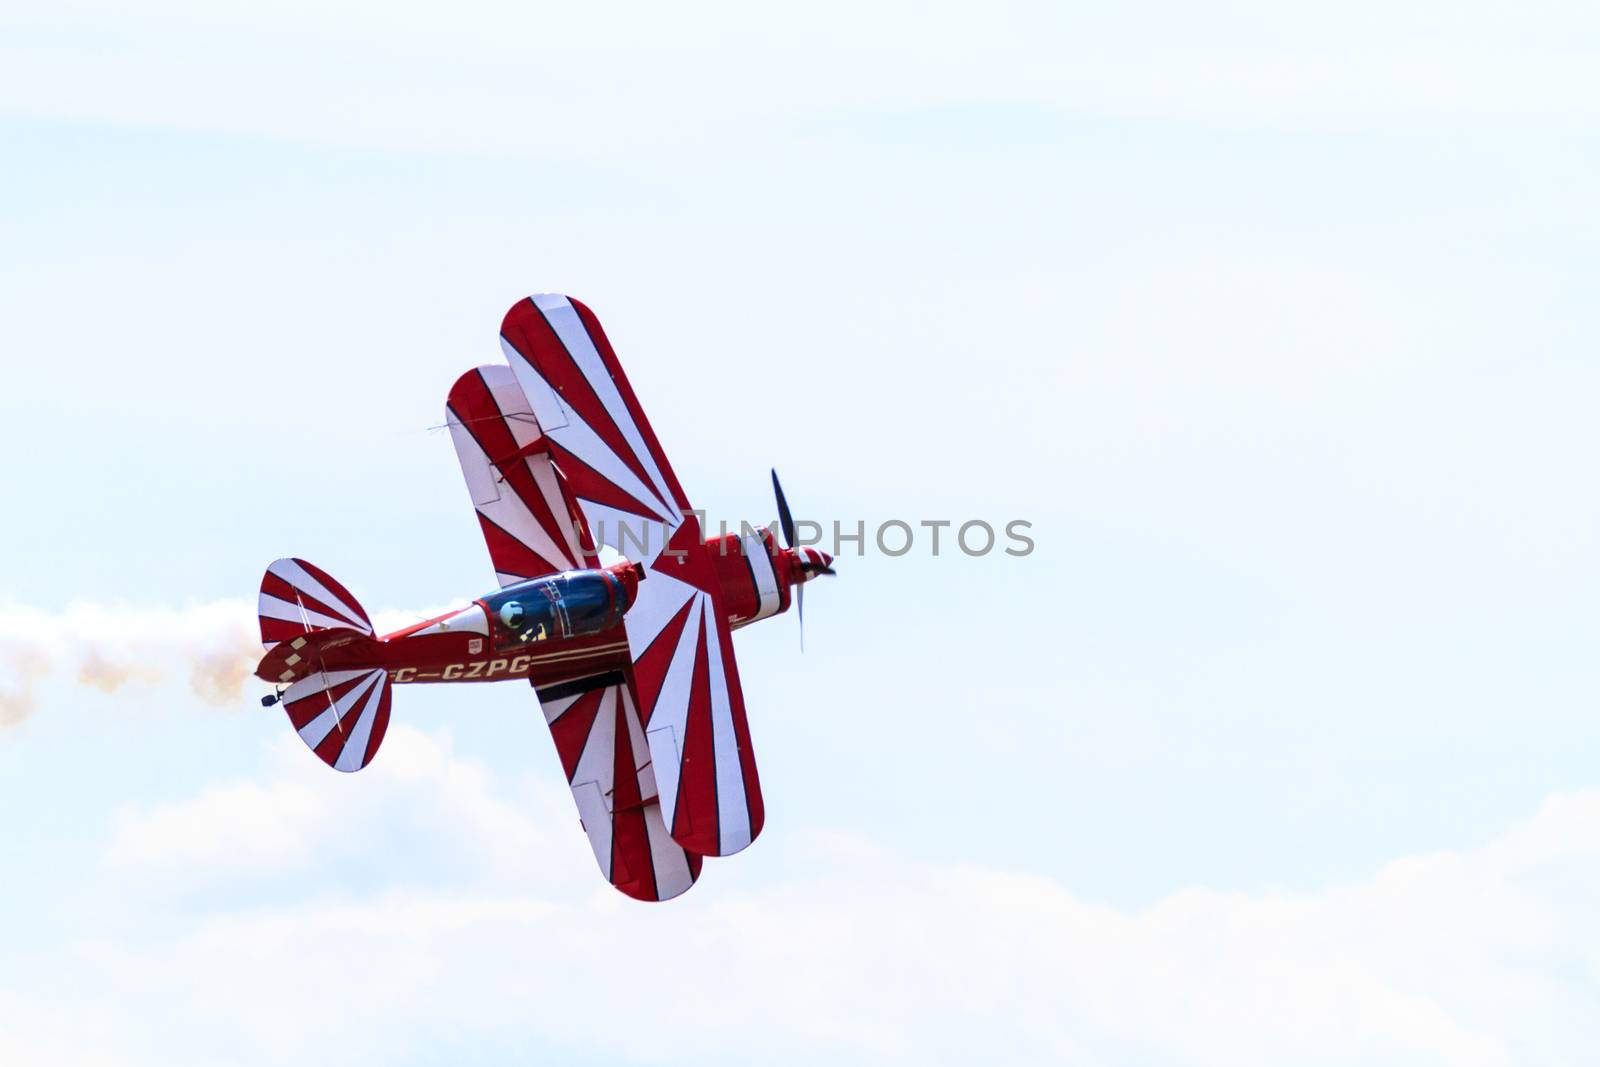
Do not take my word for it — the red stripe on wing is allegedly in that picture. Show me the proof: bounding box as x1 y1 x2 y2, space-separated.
547 687 606 782
533 678 702 902
446 367 596 588
629 596 698 722
449 368 590 570
606 695 657 900
670 619 718 850
569 297 694 512
473 513 563 584
540 439 678 535
503 300 662 507
713 613 765 844
625 523 766 857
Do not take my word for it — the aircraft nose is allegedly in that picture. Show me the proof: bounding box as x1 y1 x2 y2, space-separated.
797 546 834 576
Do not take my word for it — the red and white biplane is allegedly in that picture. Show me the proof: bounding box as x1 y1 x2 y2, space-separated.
254 295 833 901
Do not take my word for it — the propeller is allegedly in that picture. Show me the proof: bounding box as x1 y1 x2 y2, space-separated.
772 468 797 552
771 469 835 650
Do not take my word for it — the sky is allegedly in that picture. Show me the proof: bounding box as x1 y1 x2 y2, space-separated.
2 1 1600 1063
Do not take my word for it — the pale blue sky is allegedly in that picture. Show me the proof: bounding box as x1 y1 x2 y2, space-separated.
2 3 1600 1064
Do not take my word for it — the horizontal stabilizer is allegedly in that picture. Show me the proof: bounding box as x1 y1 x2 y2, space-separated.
281 666 393 773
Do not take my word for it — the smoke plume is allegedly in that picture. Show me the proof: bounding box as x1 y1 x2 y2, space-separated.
0 600 443 726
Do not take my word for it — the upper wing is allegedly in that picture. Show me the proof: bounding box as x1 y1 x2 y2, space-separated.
535 673 701 901
499 295 689 565
446 365 597 587
499 295 764 858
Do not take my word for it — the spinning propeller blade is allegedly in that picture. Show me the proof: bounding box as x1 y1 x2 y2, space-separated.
772 468 797 549
772 468 835 650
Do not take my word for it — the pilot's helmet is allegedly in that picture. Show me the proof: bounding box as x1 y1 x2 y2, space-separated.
499 601 525 630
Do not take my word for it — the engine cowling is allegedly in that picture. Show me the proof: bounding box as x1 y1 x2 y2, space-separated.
707 528 791 627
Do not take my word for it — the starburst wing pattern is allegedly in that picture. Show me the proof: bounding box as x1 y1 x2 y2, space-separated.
498 295 764 858
535 673 701 901
623 545 765 857
445 365 597 587
499 295 689 565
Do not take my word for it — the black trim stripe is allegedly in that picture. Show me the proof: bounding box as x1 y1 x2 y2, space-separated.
536 670 626 704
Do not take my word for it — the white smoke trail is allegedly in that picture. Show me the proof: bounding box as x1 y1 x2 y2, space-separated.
0 600 454 726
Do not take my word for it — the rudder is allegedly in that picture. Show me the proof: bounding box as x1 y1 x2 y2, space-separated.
258 557 374 649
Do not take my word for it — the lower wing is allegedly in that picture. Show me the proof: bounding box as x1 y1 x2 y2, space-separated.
623 527 765 858
534 672 701 901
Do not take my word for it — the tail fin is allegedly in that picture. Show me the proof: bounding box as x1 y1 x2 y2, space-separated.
258 557 374 649
255 559 391 773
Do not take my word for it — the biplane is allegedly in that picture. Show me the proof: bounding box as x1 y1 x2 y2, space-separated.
253 295 834 901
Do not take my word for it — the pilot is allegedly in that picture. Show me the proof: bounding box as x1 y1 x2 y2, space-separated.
497 601 547 643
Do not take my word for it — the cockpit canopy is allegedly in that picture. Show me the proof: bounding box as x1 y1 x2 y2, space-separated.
481 569 630 649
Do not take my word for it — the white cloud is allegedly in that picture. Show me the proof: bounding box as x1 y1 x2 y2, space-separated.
106 778 326 874
7 725 1598 1065
0 1025 125 1067
100 727 575 894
